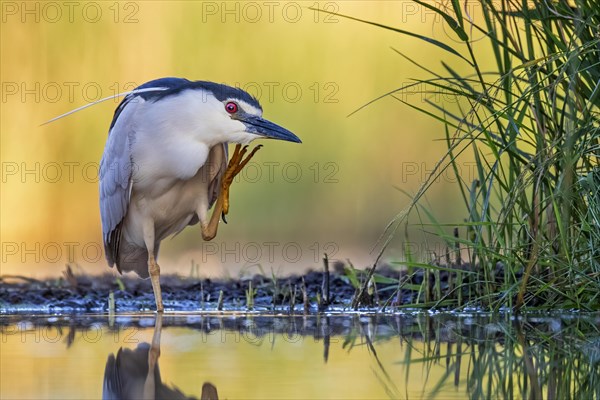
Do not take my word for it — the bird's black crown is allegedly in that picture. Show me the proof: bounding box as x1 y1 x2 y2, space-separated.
110 77 262 130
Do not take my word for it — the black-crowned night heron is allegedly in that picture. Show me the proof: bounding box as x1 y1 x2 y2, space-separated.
100 77 301 312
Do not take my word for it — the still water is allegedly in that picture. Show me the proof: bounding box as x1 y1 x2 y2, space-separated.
1 313 599 399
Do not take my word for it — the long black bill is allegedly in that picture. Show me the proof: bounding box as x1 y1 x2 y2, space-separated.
238 114 301 143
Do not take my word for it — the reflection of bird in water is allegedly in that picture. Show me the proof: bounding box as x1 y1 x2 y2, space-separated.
103 314 218 400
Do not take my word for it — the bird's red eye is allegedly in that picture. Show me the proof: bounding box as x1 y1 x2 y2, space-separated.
225 102 238 114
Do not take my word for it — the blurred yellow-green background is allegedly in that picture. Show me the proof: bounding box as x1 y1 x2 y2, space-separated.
1 1 479 278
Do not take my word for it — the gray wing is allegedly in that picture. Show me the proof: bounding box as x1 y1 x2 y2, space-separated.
100 97 137 268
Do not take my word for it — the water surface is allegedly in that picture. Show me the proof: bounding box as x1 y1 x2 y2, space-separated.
1 312 599 399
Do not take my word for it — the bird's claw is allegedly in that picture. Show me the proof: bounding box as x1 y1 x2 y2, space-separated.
220 144 263 218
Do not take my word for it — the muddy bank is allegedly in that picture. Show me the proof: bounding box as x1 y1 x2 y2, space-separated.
1 264 411 313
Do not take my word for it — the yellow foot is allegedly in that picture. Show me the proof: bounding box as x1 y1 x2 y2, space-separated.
220 144 262 221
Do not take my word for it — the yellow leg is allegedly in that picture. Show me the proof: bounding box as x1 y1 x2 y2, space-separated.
201 194 223 241
201 144 262 241
143 219 164 312
148 254 164 312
